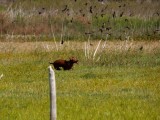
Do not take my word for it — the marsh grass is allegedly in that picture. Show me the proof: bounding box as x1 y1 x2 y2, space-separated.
0 0 159 41
0 41 160 120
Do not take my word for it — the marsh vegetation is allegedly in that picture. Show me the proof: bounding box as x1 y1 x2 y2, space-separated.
0 0 160 120
0 0 159 41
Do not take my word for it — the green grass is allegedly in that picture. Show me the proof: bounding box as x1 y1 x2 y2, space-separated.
0 42 160 120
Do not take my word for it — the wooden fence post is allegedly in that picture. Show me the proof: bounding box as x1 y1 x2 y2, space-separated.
48 66 57 120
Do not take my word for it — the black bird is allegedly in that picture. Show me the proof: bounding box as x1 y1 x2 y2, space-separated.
101 5 108 12
120 12 124 17
118 36 122 40
153 12 159 16
70 18 73 23
147 34 151 37
87 21 91 24
89 6 93 13
125 19 128 22
129 12 134 17
156 12 159 16
99 28 103 33
38 7 45 14
102 23 105 28
101 14 105 17
84 2 88 6
139 46 143 51
61 40 64 44
106 33 112 36
62 5 68 12
79 9 82 13
95 14 98 19
153 29 159 34
125 26 130 30
101 9 104 13
106 27 111 31
90 43 93 46
112 11 116 18
85 31 94 35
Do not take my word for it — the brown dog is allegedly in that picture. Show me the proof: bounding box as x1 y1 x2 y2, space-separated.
50 57 78 70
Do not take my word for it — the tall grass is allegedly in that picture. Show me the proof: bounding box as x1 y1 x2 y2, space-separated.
0 41 160 119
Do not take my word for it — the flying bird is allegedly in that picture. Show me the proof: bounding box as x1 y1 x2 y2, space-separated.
61 40 64 44
62 5 68 12
120 12 124 17
89 6 93 13
112 11 116 18
139 46 143 51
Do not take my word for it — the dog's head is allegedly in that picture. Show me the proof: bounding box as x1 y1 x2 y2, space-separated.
69 57 78 64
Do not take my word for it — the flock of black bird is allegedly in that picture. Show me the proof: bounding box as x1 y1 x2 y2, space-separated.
38 0 160 41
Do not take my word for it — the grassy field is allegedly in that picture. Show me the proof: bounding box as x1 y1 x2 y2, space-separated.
0 0 160 120
0 41 160 120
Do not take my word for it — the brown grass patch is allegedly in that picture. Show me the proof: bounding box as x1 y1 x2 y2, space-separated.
0 40 160 53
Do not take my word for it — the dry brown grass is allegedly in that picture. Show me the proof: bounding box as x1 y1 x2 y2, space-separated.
0 40 160 53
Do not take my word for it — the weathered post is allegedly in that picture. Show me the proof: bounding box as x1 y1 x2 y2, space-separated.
48 66 57 120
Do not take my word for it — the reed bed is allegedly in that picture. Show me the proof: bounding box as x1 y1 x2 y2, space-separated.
0 0 159 41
